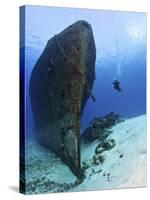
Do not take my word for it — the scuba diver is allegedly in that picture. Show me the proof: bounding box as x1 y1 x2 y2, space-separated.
112 78 123 93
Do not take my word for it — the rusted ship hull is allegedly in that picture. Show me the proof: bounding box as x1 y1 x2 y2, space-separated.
29 20 96 176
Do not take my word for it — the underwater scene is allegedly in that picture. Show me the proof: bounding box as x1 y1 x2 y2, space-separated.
20 5 147 194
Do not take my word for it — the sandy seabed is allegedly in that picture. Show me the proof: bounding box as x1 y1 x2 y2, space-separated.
25 115 146 194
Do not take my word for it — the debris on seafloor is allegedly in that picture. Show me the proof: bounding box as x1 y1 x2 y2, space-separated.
81 112 120 172
81 112 123 143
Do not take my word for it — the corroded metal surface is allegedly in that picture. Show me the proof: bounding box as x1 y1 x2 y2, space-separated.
30 20 96 176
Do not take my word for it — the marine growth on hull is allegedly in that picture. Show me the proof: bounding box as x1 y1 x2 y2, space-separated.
30 20 96 177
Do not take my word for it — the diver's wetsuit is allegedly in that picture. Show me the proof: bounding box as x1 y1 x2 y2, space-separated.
112 80 122 93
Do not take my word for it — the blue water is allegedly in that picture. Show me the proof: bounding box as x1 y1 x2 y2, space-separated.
21 6 146 135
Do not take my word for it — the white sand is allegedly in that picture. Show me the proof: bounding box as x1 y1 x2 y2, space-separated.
72 114 147 191
25 114 146 194
25 141 77 194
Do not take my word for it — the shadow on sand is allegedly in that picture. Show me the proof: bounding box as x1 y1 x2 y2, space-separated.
9 186 19 193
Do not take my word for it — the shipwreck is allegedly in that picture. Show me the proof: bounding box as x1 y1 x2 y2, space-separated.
30 20 96 176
